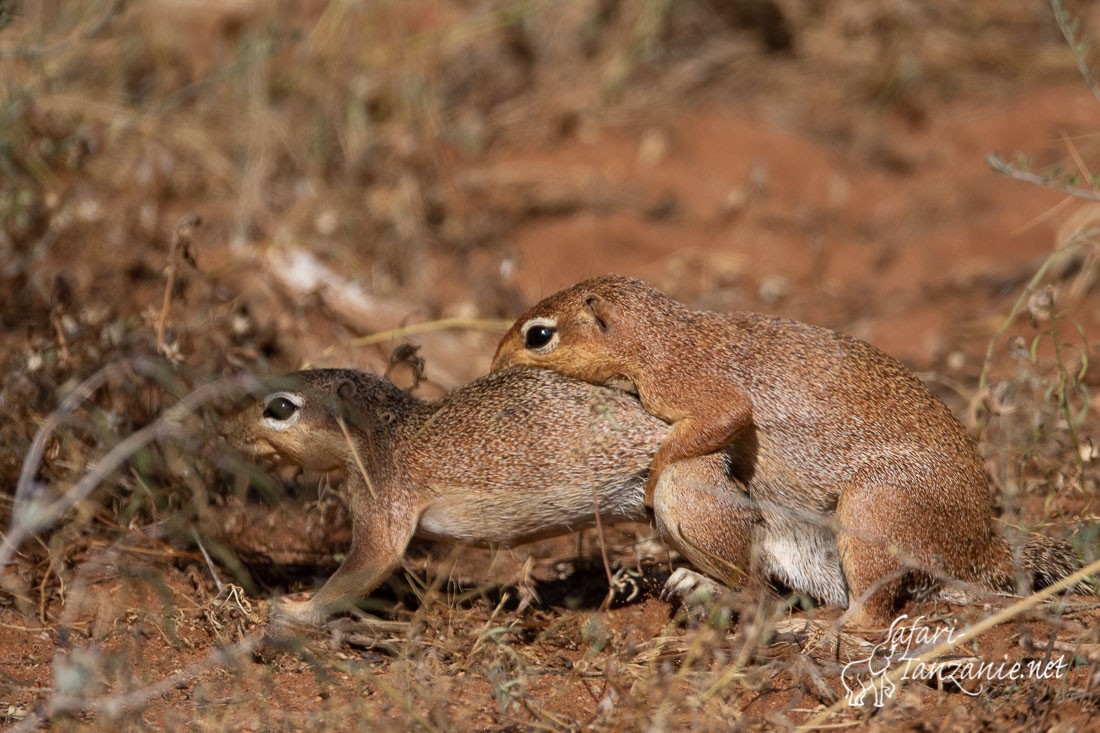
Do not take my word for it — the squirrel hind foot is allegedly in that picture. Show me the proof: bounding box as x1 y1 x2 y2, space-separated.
661 567 725 606
269 596 329 627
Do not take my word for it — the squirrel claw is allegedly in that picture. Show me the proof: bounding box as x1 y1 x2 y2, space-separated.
661 567 722 605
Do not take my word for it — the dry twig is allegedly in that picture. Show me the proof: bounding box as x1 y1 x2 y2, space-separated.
156 215 201 358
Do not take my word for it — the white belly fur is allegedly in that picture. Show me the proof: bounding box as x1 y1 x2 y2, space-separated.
757 521 847 606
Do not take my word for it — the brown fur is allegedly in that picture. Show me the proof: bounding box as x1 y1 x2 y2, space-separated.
225 367 760 624
492 274 1085 626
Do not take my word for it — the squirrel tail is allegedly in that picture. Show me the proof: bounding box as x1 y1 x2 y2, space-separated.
1021 534 1093 594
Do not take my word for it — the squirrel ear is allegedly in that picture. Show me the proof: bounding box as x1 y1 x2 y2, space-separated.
335 380 370 428
584 295 616 333
336 380 356 402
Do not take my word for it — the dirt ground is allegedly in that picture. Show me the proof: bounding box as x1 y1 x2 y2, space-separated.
2 1 1100 730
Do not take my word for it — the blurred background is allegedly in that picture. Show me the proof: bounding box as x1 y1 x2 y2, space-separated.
2 0 1098 393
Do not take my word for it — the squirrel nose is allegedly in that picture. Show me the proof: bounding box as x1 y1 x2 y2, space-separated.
489 349 510 372
489 337 518 372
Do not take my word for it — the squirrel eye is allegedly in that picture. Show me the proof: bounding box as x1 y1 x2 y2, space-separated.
524 325 555 349
263 396 299 421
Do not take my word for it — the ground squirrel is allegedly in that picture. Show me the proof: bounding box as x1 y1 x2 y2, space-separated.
491 274 1085 626
225 367 762 625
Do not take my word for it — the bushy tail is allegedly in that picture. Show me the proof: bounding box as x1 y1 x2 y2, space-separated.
1022 534 1093 594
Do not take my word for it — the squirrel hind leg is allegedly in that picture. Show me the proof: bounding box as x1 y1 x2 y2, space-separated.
833 458 990 628
836 534 908 629
651 454 759 587
827 467 910 628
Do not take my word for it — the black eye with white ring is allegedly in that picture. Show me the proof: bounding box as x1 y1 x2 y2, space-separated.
263 396 299 421
524 325 555 349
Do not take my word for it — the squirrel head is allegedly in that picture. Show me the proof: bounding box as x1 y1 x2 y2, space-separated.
491 274 664 385
225 369 407 472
